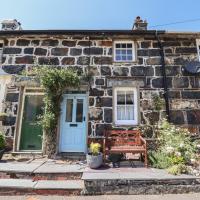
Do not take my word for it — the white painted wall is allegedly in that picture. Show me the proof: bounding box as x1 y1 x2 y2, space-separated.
0 75 12 112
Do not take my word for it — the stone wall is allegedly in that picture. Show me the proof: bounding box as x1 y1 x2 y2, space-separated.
0 34 200 150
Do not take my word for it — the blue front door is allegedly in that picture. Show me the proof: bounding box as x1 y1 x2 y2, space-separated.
59 93 87 153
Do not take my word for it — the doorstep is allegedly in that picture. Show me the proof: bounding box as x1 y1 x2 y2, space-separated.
0 179 84 195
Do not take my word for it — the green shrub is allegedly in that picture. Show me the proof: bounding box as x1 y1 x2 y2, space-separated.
167 164 189 175
149 119 198 174
149 151 172 169
0 133 5 150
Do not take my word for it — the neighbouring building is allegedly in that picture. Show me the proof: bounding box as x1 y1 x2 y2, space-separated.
0 18 200 155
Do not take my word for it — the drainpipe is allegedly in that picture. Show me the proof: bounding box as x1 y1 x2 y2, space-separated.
155 31 170 121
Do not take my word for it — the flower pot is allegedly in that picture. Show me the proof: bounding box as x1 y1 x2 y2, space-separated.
0 149 5 160
0 115 6 121
86 153 103 169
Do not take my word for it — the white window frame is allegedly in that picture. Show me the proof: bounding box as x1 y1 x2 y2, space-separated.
114 87 139 125
113 41 136 62
196 39 200 61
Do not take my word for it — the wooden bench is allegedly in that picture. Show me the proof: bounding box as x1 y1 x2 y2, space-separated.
103 130 148 167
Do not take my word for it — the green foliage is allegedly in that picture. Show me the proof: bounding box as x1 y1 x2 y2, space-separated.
0 113 8 117
0 132 5 150
89 142 101 156
167 164 189 175
152 94 165 111
149 151 172 169
34 66 80 130
149 119 198 175
33 66 80 156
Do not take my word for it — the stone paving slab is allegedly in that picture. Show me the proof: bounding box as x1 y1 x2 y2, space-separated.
82 167 199 180
0 179 36 188
0 162 44 173
34 180 84 189
0 179 84 190
34 162 85 173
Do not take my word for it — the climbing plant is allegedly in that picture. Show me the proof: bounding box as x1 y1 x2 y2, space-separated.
34 66 80 157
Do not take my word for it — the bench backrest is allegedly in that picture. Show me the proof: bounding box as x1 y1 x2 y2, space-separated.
105 130 141 147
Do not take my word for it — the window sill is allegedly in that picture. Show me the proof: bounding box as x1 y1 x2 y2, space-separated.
113 122 139 127
113 60 137 64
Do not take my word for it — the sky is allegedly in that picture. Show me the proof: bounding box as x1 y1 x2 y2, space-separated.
0 0 200 31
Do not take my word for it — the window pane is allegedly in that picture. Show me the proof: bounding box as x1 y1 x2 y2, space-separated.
127 43 132 48
126 105 134 120
121 50 126 55
66 99 73 122
76 99 83 122
127 56 133 61
24 95 44 122
117 105 126 120
116 50 121 54
116 43 120 48
126 92 134 105
122 56 127 61
127 50 132 55
116 55 121 60
122 44 126 48
117 91 125 105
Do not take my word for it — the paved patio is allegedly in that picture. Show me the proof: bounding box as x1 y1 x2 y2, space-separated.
0 159 86 174
0 159 199 180
0 159 200 195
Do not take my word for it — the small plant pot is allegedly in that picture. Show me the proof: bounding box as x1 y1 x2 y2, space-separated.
0 115 6 121
0 149 5 160
86 153 103 169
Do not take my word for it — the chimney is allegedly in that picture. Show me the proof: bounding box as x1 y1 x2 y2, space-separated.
133 16 148 30
1 19 22 31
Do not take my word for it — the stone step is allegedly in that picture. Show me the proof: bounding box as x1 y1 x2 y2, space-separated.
0 162 85 180
82 168 200 195
58 152 86 160
0 179 84 195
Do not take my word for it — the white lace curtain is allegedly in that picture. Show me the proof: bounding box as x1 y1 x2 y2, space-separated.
117 91 134 121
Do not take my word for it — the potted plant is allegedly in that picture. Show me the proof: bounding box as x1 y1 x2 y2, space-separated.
86 142 103 169
0 113 8 121
0 132 5 160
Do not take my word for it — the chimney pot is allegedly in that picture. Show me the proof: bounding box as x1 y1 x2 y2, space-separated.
1 19 22 31
133 16 148 30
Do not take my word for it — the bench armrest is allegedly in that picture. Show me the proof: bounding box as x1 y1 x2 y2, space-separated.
140 136 147 146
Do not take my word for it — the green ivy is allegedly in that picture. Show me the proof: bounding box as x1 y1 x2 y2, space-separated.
34 66 80 156
152 94 165 111
0 132 5 150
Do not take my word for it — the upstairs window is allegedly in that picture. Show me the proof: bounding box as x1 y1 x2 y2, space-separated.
196 39 200 61
114 41 136 62
114 87 139 125
0 41 3 65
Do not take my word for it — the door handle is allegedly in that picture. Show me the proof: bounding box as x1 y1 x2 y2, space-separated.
83 116 85 121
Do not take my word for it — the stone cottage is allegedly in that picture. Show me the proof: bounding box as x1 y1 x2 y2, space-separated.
0 18 200 155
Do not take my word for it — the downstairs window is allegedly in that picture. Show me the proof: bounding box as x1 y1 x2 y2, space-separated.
114 87 139 125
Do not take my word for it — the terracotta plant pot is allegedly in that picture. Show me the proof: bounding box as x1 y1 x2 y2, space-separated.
0 149 5 160
86 153 103 169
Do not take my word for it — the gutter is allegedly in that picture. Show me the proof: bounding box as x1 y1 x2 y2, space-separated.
155 31 170 121
0 29 165 36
